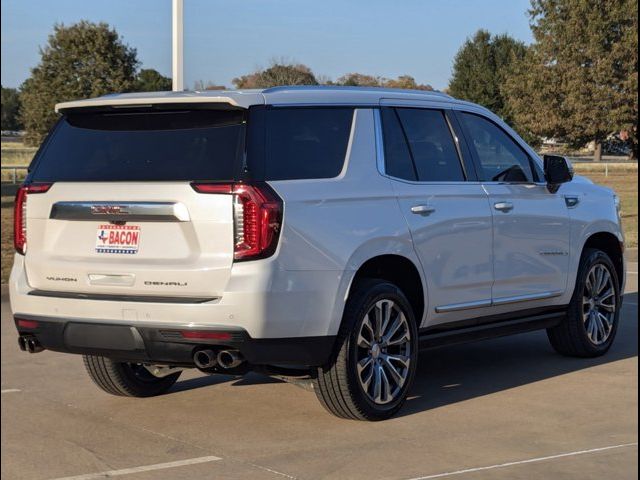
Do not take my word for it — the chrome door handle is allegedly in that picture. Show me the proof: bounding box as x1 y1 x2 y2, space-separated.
494 202 514 212
411 205 436 216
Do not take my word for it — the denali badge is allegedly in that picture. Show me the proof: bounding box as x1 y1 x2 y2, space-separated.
90 205 130 215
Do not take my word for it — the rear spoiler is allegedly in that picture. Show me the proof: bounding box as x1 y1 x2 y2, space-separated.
55 92 264 114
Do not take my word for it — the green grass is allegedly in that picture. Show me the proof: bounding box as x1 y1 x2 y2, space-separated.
1 142 36 183
1 197 14 283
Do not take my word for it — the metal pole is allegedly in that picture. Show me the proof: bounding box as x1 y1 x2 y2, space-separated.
172 0 184 91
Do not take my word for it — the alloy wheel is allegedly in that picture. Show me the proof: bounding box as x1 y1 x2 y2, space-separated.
583 264 617 345
355 299 412 405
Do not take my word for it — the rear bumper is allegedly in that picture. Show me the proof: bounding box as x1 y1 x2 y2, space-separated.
13 314 335 367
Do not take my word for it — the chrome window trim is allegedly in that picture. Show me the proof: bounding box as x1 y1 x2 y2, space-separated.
374 107 470 185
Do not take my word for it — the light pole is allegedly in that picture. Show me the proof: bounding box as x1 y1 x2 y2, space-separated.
172 0 184 91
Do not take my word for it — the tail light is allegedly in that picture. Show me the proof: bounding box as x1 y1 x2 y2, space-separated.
192 182 282 261
14 183 52 255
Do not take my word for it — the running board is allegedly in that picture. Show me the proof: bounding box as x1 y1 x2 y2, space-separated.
419 310 566 349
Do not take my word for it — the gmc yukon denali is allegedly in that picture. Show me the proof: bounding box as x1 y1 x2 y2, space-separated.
10 86 625 420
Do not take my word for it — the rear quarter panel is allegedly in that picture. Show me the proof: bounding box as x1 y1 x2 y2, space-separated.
268 108 422 336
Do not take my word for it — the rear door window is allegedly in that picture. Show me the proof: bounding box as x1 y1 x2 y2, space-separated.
395 108 465 182
381 108 417 181
30 109 246 182
264 108 354 180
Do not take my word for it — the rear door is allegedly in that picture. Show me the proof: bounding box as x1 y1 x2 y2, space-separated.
23 107 246 299
456 111 571 304
379 107 494 327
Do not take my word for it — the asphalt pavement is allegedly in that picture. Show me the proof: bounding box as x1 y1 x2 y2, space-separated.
1 264 637 480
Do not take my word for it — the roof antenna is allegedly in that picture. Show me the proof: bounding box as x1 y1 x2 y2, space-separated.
172 0 184 91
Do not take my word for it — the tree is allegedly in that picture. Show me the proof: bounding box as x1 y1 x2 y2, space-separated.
448 30 533 141
134 69 171 92
503 0 638 160
193 80 226 91
1 86 22 131
384 75 433 91
233 62 318 89
20 21 138 145
333 73 433 90
334 73 381 87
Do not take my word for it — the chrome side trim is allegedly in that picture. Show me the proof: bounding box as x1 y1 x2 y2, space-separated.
435 299 492 313
50 202 190 222
28 289 216 304
492 290 564 306
435 290 564 313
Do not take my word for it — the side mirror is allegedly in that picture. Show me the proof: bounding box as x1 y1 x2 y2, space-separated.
543 155 574 193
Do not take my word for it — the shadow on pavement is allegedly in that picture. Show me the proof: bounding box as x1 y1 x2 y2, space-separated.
400 291 638 416
166 293 637 414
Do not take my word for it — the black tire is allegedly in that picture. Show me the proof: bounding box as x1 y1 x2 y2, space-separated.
313 278 419 421
83 355 181 397
547 248 621 357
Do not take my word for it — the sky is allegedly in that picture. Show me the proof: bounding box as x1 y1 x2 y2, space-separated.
1 0 534 91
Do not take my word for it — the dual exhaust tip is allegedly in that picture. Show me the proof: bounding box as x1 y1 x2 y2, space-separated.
193 349 244 370
18 335 44 354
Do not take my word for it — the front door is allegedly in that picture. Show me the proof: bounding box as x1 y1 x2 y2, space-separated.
456 111 571 304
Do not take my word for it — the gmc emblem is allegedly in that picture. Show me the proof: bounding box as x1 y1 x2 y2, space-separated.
90 205 129 215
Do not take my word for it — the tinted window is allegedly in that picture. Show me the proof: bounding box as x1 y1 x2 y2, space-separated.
460 113 534 183
265 108 353 180
395 109 464 182
381 108 416 181
30 109 245 182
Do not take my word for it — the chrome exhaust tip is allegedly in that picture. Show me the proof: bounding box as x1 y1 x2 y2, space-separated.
18 336 27 352
193 349 217 369
217 350 244 369
25 337 44 354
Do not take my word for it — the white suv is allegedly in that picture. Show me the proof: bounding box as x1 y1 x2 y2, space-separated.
10 86 625 420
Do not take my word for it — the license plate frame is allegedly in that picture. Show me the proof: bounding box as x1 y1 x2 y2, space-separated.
95 224 141 254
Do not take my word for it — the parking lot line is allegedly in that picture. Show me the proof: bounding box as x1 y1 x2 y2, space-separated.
1 388 21 393
50 455 222 480
406 442 638 480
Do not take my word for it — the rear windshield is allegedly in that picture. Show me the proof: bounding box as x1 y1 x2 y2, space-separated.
30 109 245 182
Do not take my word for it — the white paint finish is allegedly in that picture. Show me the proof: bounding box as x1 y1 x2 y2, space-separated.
55 86 454 113
406 443 638 480
11 90 628 348
391 180 494 326
483 183 571 300
268 109 426 333
171 0 184 92
50 455 221 480
22 183 235 299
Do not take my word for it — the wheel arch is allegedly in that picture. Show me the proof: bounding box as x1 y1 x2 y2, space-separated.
581 231 625 286
342 254 426 329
